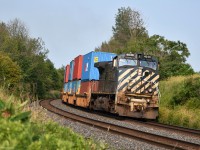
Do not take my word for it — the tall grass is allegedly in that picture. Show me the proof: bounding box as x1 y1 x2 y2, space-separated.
0 87 107 149
159 74 200 129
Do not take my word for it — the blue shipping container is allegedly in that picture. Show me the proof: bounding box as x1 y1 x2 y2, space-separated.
72 81 76 94
75 80 81 94
71 80 81 94
81 51 116 81
63 83 68 93
69 60 74 81
67 82 72 93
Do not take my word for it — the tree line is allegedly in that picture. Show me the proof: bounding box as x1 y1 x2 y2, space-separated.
0 7 195 100
95 7 194 79
0 19 64 100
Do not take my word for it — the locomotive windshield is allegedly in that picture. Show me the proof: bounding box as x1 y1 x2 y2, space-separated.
119 58 137 67
139 60 157 70
116 54 158 70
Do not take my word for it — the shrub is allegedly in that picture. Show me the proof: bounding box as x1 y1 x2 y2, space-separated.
172 76 200 106
0 87 107 149
0 52 21 87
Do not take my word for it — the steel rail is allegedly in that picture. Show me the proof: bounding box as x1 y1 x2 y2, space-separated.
146 121 200 138
40 99 200 150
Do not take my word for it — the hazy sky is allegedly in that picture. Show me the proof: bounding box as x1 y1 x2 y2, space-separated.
0 0 200 71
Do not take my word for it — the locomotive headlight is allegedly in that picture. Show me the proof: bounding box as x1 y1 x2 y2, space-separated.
146 99 150 104
127 86 131 91
148 88 153 93
138 69 142 76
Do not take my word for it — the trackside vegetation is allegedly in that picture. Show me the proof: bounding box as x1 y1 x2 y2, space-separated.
0 87 107 150
96 7 199 129
159 75 200 129
0 6 199 149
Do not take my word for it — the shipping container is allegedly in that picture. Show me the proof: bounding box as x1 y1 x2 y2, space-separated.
63 83 68 93
72 81 76 94
81 51 116 81
64 65 70 82
80 81 99 94
67 81 72 94
76 80 81 94
71 80 81 94
69 60 74 81
73 55 83 80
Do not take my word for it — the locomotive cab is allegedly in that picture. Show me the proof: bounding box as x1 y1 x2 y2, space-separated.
113 53 159 119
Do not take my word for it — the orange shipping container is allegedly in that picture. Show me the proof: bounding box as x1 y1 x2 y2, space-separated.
64 65 70 82
73 55 83 80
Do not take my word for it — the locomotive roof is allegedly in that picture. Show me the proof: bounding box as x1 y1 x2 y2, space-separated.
116 53 158 62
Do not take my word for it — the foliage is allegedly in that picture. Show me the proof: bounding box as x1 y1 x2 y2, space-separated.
146 35 194 79
0 52 21 87
0 119 107 150
172 76 200 107
159 106 200 129
112 7 147 46
96 7 194 79
159 75 200 129
0 87 107 149
0 88 30 122
0 19 64 99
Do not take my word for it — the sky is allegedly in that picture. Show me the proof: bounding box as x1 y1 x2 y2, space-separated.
0 0 200 71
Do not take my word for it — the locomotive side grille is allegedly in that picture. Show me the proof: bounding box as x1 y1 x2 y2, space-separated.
117 68 159 95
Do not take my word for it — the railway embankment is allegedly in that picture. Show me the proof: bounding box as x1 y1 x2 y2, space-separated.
159 74 200 129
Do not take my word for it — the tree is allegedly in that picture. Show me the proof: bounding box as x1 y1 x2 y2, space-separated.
0 19 62 99
0 52 21 87
96 7 194 79
112 7 147 46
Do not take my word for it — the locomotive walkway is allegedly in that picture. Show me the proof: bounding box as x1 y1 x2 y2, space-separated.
40 99 200 150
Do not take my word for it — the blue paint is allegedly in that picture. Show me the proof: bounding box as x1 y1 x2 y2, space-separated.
81 51 116 81
69 60 74 81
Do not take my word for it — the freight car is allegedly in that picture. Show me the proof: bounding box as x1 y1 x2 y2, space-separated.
61 51 160 119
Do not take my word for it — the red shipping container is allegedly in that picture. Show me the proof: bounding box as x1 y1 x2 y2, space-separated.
73 55 83 80
80 81 99 94
64 65 70 82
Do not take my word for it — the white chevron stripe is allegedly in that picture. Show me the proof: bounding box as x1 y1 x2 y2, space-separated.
119 70 138 91
129 76 141 92
118 69 132 81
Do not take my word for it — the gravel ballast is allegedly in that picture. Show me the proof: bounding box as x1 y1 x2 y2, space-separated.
30 101 165 150
50 99 200 145
30 99 200 149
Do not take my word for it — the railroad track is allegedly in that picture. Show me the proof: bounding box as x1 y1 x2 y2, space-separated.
40 99 200 150
123 119 200 139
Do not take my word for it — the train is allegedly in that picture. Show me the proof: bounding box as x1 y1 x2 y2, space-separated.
61 51 160 119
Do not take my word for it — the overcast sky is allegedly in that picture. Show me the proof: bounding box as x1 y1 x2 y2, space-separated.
0 0 200 71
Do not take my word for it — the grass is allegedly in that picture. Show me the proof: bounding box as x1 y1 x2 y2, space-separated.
0 87 107 150
159 74 200 129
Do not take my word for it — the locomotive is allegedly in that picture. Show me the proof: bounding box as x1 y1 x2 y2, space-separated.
61 52 159 119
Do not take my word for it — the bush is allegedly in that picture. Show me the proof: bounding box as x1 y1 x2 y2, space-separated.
159 75 200 129
173 76 200 106
0 52 21 87
0 87 107 149
0 120 106 150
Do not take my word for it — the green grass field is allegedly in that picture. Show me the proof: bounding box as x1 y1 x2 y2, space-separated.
159 74 200 129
